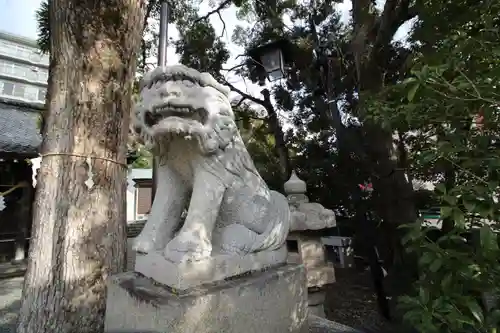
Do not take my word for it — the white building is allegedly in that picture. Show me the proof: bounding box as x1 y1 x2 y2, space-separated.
0 31 48 105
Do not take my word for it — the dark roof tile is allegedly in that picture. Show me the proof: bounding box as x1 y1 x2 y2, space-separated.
0 101 42 155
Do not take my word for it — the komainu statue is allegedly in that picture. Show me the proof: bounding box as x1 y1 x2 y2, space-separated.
132 65 290 266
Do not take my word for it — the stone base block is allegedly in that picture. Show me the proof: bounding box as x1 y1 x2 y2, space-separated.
308 290 326 318
307 264 336 288
135 246 287 290
104 264 308 333
309 304 326 318
308 315 363 333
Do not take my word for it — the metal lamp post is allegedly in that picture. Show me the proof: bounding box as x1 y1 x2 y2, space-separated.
151 0 169 203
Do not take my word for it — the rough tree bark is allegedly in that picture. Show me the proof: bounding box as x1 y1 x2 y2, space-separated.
17 1 146 333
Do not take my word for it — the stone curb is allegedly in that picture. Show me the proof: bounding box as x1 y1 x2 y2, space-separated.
0 266 26 280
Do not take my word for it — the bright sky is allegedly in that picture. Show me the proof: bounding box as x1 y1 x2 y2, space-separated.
0 0 413 102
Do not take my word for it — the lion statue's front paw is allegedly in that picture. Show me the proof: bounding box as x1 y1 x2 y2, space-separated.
163 231 212 263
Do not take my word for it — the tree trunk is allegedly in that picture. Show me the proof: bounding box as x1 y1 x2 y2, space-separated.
17 1 145 333
348 0 419 320
261 89 291 182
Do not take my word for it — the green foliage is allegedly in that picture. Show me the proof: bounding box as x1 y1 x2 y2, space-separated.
129 148 153 169
36 1 49 54
173 19 230 81
233 104 283 191
399 222 500 333
363 0 500 331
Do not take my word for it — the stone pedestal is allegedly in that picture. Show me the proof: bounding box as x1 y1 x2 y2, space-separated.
104 264 308 333
287 232 335 318
135 247 288 291
308 289 326 318
288 233 336 288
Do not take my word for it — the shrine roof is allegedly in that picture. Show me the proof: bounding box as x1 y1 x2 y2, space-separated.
0 98 42 156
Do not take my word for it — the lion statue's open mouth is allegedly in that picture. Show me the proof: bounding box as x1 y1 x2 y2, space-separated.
142 104 209 134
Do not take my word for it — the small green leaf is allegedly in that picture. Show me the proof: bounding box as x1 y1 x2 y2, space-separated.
444 195 457 205
407 83 420 102
466 299 484 323
441 273 453 288
429 258 442 272
488 309 500 325
419 252 434 266
419 287 429 304
402 309 422 325
402 77 418 85
435 183 447 194
441 206 453 218
452 209 466 226
463 200 476 212
480 225 499 251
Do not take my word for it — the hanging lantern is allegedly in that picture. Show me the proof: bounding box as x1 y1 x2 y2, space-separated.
248 39 294 85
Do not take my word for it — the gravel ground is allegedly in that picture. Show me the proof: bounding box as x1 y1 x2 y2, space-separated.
324 268 401 333
0 277 22 333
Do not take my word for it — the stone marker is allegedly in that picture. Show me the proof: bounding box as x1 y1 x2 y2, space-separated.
104 65 307 333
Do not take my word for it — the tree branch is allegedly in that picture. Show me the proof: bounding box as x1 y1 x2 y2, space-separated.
194 0 232 24
235 115 265 122
217 11 226 37
351 0 419 89
221 63 245 72
224 80 265 106
233 97 247 108
140 0 156 72
373 0 417 50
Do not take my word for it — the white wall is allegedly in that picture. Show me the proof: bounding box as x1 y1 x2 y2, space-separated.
127 168 152 223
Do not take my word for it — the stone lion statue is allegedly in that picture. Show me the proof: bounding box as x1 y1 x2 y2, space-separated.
132 64 290 264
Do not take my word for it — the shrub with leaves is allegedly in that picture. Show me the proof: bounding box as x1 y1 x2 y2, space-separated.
364 0 500 331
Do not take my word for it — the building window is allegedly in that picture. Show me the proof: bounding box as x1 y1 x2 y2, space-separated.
0 80 45 102
0 41 16 57
1 82 14 95
38 88 47 102
29 52 42 63
15 46 32 61
13 84 25 98
0 41 47 65
25 86 38 100
0 60 14 75
38 69 48 82
25 67 38 81
0 59 48 84
13 64 27 78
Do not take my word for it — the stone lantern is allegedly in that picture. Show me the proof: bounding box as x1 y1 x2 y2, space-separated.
284 170 336 318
